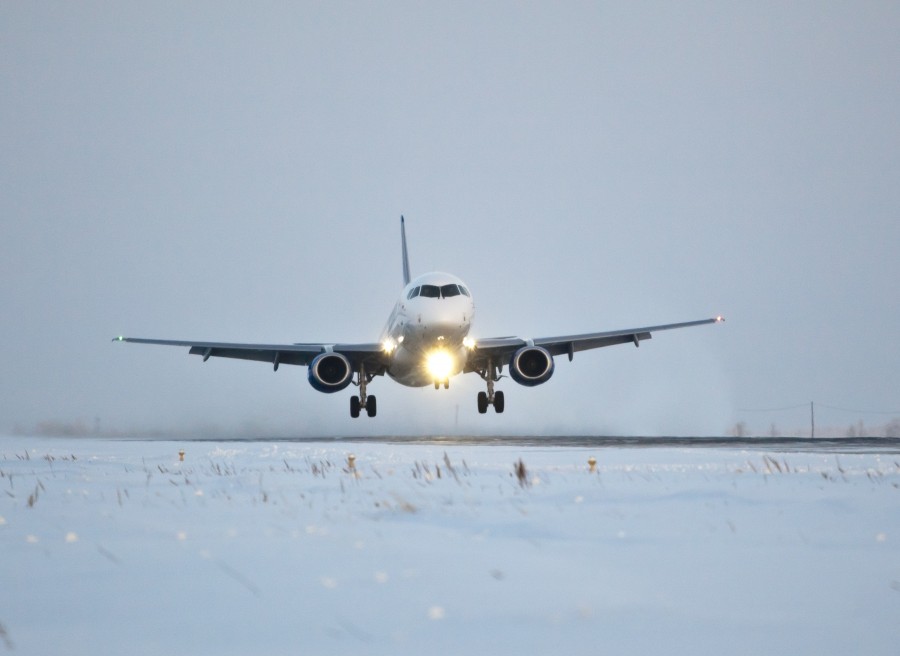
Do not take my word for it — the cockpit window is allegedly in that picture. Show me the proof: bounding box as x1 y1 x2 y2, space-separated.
440 284 461 298
412 283 471 299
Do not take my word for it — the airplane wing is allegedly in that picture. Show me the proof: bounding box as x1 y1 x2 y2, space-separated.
113 337 390 373
465 316 723 371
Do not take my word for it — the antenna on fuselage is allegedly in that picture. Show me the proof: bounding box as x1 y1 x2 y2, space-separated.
401 215 411 286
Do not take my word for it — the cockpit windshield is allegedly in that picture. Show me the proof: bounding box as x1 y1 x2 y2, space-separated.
408 283 471 300
440 284 461 298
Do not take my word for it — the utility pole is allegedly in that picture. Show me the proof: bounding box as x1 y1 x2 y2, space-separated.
810 401 815 438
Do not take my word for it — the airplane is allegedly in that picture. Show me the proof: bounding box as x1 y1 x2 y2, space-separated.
115 217 723 418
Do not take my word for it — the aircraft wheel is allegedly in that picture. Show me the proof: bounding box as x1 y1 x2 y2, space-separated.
494 390 505 414
350 396 361 418
477 391 488 414
366 395 377 418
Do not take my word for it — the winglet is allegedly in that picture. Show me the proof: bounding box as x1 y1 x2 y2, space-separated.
400 215 411 286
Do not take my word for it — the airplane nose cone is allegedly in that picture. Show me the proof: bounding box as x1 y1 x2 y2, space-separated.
437 298 473 328
415 298 473 343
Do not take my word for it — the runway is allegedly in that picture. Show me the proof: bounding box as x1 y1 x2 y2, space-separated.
160 434 900 453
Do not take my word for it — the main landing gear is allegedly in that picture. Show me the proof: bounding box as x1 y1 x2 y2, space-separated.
477 359 504 414
350 394 376 418
350 363 376 418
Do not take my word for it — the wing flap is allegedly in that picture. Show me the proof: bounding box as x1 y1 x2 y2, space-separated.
539 331 653 357
468 316 722 368
116 337 388 371
186 345 310 366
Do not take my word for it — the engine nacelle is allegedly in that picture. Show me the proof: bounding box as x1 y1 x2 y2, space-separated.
509 346 554 387
307 352 353 393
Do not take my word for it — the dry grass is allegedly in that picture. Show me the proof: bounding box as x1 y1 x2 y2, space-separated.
0 621 14 651
514 459 528 487
26 481 45 508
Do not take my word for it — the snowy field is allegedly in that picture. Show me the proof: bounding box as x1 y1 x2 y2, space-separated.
1 436 898 655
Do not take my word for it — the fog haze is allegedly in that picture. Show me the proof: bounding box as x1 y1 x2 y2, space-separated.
2 3 898 436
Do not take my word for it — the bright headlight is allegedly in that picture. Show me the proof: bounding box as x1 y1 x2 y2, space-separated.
425 350 454 381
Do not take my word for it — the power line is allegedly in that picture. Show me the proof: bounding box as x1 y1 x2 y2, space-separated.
737 403 809 413
737 402 900 415
816 403 900 416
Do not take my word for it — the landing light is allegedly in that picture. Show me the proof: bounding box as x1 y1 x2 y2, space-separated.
382 338 397 354
463 336 476 350
425 350 454 381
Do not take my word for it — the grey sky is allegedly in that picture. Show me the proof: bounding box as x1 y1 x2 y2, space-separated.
2 2 898 437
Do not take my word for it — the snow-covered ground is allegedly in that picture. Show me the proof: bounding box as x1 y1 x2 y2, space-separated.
1 436 898 655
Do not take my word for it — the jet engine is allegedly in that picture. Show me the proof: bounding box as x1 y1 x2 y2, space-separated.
509 346 554 386
307 352 353 393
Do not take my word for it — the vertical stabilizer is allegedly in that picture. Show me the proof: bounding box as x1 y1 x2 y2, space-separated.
400 216 411 286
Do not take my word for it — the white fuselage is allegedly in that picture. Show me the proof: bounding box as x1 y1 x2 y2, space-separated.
380 272 475 387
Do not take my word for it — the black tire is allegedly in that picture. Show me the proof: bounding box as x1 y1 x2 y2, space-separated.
477 391 488 414
350 396 361 418
494 390 505 414
366 395 377 417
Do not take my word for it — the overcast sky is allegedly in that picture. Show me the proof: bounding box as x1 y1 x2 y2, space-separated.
2 2 898 437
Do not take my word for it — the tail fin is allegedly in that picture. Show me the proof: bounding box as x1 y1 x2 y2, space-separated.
401 216 411 286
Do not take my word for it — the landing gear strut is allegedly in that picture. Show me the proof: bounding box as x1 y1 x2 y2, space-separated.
477 359 504 414
350 363 376 418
